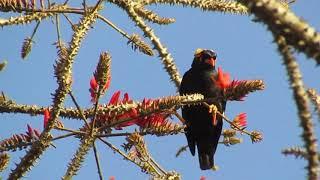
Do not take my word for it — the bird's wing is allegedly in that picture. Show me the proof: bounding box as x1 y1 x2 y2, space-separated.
179 70 197 156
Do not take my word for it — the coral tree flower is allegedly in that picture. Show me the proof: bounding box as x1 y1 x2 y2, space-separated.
216 67 231 89
101 91 139 130
43 109 50 129
89 76 111 103
233 112 247 128
90 52 112 103
26 124 34 137
26 124 41 139
97 91 171 130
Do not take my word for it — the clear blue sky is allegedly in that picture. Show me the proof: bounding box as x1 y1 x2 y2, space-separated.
1 0 320 179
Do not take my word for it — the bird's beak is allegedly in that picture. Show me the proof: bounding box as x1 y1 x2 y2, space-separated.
205 58 216 67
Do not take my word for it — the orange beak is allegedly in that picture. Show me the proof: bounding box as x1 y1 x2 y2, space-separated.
205 58 216 67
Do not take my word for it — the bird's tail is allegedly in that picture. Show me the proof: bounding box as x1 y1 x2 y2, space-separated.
197 142 214 170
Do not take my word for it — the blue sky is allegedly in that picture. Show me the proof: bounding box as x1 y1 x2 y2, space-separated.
1 0 320 179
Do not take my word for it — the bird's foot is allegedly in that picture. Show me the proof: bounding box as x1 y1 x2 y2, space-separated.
208 105 218 126
211 165 219 171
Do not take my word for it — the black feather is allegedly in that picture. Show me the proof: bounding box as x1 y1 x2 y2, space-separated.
179 50 226 170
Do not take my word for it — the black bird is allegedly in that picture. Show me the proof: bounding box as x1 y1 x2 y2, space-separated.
179 49 226 170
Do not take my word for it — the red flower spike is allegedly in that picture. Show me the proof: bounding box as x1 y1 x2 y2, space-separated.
114 120 136 130
234 112 247 128
129 108 138 118
89 77 99 102
200 176 206 180
90 77 98 91
34 129 41 138
227 80 247 101
43 109 50 129
104 76 111 91
141 98 147 108
141 98 152 110
26 124 34 137
122 92 130 103
135 113 168 128
109 91 121 105
216 67 231 89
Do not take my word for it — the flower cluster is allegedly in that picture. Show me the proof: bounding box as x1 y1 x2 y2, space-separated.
216 67 231 89
94 91 180 134
209 67 264 145
232 112 247 129
0 125 41 152
214 67 265 101
89 52 111 103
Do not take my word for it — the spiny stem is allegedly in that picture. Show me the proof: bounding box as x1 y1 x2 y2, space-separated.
96 130 183 138
63 13 75 27
97 15 130 38
90 0 105 136
276 35 319 180
114 1 181 88
63 0 70 5
170 110 185 124
93 142 104 180
149 156 166 175
55 14 62 48
52 132 78 141
203 102 252 136
30 21 41 40
98 138 136 163
1 92 6 101
91 89 102 134
55 127 86 135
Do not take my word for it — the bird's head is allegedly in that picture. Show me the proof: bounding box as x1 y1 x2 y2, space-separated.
191 48 217 70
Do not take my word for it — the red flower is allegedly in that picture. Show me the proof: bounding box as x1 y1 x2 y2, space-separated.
108 90 121 105
25 124 41 139
90 77 98 91
216 67 231 89
135 113 166 128
233 112 247 128
97 91 139 130
89 77 98 102
89 76 111 103
200 176 206 180
226 80 247 101
122 92 130 103
43 109 50 129
33 129 41 138
104 76 111 91
96 92 174 130
26 124 34 137
109 176 115 180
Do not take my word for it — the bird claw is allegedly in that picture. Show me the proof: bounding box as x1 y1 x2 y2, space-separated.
208 105 217 113
208 105 218 126
211 165 219 171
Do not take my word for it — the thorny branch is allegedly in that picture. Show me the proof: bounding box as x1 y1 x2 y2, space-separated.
0 0 319 179
276 35 319 180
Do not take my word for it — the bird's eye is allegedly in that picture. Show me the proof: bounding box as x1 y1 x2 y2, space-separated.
201 50 217 60
202 54 211 60
212 54 217 60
